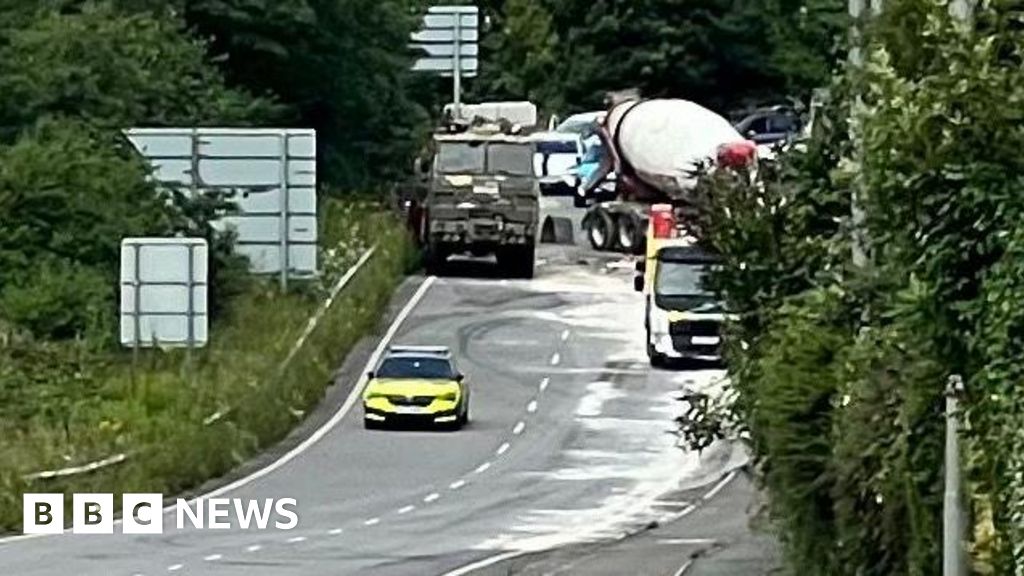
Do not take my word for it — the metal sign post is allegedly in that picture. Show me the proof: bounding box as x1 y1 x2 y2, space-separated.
411 5 479 120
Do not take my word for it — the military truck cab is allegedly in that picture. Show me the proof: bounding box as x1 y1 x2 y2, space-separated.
423 127 539 278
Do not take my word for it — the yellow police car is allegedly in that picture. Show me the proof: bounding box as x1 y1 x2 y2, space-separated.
362 346 470 430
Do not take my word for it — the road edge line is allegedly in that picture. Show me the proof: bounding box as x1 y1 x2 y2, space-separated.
440 551 527 576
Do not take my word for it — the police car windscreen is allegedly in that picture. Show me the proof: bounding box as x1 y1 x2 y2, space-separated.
376 357 455 379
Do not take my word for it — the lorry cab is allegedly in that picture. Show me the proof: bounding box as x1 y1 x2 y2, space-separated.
634 204 727 366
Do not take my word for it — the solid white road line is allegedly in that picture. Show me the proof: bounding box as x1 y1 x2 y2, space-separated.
440 551 527 576
702 469 738 501
673 560 694 576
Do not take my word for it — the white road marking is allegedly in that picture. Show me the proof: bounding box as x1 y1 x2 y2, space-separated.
673 560 694 576
203 554 223 561
657 538 716 545
496 442 511 456
539 377 550 392
328 528 344 535
424 493 440 503
550 352 561 365
475 462 492 474
441 550 526 576
560 329 570 341
167 565 183 572
450 479 467 490
364 518 380 526
513 421 526 435
702 470 738 501
287 536 306 544
527 400 538 413
398 505 416 514
245 544 262 552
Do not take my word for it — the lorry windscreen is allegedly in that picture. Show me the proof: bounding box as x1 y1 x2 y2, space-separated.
487 143 534 176
653 260 721 312
654 261 712 297
437 142 485 173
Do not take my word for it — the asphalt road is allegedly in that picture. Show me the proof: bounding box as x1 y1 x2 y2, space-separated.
0 197 754 576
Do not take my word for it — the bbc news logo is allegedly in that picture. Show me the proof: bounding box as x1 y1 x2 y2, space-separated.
23 494 298 535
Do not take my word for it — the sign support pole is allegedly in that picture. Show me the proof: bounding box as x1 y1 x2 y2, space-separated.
453 12 462 122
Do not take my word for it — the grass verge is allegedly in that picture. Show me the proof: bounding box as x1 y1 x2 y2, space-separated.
0 199 415 531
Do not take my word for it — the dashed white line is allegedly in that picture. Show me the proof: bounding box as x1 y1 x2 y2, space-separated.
474 462 492 474
549 352 561 365
496 442 510 456
527 400 538 413
286 536 307 544
560 329 570 341
246 545 262 553
328 528 344 535
364 518 381 526
398 505 416 514
512 421 526 435
449 479 466 490
203 554 223 562
539 377 550 392
167 565 183 573
424 493 440 503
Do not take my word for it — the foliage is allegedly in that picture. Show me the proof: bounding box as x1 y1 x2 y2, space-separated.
0 2 279 139
691 0 1024 573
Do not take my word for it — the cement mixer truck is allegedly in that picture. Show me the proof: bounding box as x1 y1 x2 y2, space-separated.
578 97 756 254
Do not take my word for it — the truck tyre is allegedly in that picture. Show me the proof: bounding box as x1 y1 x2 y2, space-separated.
424 242 447 276
498 245 535 279
585 208 616 251
615 213 644 255
646 332 666 368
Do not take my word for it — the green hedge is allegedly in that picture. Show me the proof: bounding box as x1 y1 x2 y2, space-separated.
689 1 1024 573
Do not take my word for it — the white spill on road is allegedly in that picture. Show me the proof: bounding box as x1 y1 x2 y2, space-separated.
468 265 738 555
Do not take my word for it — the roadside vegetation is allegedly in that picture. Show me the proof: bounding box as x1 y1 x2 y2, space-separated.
690 0 1024 573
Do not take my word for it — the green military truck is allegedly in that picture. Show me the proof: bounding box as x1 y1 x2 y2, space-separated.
411 123 540 278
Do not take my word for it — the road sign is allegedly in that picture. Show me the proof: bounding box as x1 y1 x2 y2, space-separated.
120 237 208 348
124 128 317 289
411 5 479 117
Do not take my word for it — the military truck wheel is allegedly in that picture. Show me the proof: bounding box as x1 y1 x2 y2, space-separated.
424 242 447 276
585 208 616 251
497 246 534 279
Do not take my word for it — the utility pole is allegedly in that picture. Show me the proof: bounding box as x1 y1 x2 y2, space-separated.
848 0 870 267
944 375 967 576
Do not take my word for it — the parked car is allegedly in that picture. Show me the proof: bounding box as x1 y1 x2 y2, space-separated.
531 131 584 196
